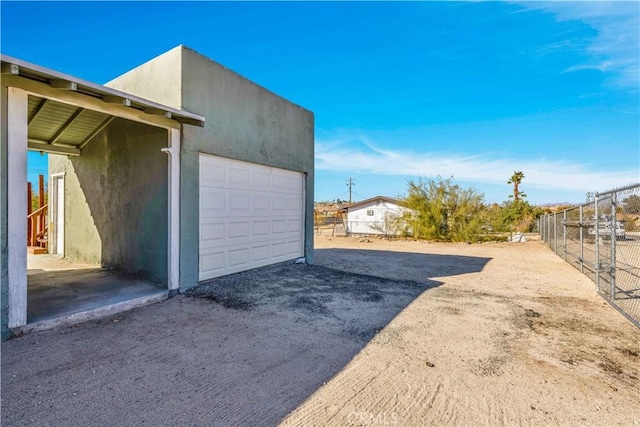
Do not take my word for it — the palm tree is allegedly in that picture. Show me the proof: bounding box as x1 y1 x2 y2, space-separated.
508 171 526 201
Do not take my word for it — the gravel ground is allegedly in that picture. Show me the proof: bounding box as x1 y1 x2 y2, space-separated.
185 262 443 343
2 235 639 426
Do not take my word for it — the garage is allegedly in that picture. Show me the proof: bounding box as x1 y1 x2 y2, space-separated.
199 154 305 281
3 45 314 339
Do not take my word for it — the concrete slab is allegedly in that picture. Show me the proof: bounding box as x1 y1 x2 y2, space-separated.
27 254 165 324
28 254 97 271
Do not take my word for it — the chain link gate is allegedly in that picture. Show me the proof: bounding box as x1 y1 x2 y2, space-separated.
539 183 640 328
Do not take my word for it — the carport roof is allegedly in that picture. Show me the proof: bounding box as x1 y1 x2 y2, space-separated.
2 54 205 156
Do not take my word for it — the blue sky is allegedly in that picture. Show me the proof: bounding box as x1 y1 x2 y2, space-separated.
2 1 638 204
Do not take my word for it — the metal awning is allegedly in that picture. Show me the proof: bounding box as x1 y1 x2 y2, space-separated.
2 54 205 156
27 95 115 155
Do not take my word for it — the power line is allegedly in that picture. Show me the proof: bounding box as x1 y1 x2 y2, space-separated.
351 190 366 201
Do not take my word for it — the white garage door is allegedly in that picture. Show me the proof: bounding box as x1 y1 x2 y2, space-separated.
199 154 305 281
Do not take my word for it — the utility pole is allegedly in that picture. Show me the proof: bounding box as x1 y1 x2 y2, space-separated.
346 177 355 204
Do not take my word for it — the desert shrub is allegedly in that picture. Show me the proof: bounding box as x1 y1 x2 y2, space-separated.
400 177 486 242
484 199 543 233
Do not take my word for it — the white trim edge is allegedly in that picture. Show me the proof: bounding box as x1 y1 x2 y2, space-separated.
8 87 28 328
166 129 181 290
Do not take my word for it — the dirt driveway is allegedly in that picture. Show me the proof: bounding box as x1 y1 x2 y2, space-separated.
2 236 639 426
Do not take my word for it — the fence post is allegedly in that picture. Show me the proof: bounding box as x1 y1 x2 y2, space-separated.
562 210 567 261
594 194 600 292
546 215 550 247
610 192 617 300
553 212 557 254
579 205 584 274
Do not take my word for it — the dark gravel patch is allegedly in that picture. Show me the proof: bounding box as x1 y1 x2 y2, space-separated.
185 262 429 309
184 261 439 342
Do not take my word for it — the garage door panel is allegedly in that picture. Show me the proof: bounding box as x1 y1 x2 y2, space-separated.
272 220 287 234
288 240 303 255
229 194 250 211
201 217 301 246
228 248 250 267
289 219 302 232
199 154 305 281
253 171 270 187
253 221 269 236
253 245 270 261
229 167 250 185
200 162 225 184
289 177 303 191
272 197 288 211
271 242 288 257
208 234 300 250
289 196 303 210
201 223 225 243
228 222 250 239
200 251 225 276
271 175 287 190
253 195 270 211
201 240 303 278
200 188 226 211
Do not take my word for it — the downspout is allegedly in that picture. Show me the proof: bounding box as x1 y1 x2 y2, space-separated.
162 128 181 296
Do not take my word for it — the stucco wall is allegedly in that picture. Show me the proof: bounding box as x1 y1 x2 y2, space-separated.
1 84 9 339
105 47 183 110
106 45 315 290
49 119 168 284
179 47 315 288
49 154 101 264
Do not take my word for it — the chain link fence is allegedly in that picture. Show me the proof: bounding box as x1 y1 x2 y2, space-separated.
539 183 640 328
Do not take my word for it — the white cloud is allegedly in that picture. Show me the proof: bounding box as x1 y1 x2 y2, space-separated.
316 137 638 193
518 1 639 89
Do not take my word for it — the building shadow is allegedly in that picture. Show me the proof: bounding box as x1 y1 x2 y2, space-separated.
314 247 493 283
2 251 491 426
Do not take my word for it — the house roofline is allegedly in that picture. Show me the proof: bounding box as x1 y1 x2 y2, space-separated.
345 196 402 210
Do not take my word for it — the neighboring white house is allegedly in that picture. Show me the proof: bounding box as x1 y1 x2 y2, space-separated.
345 196 408 236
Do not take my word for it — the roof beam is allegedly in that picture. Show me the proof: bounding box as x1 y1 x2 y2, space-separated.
28 139 80 156
50 79 77 91
1 63 19 75
103 95 131 106
49 108 85 145
144 107 172 119
28 98 49 124
3 75 180 129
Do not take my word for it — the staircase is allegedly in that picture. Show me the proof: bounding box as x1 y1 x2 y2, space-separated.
28 204 48 254
27 175 48 255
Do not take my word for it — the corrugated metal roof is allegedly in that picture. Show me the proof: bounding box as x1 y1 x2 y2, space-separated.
27 95 112 150
2 54 205 156
2 54 204 126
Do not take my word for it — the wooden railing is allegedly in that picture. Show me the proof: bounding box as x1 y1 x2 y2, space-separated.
27 204 48 248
